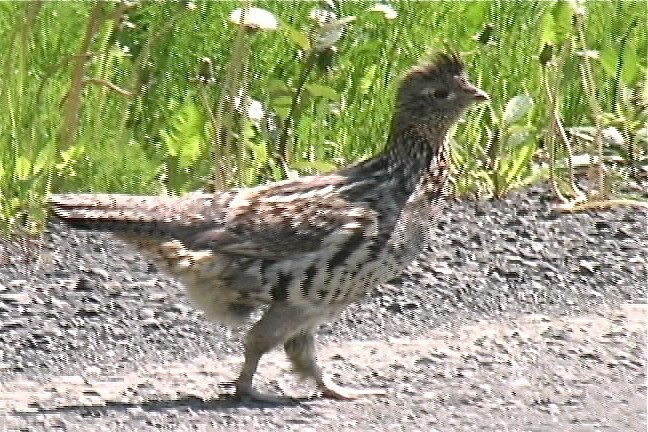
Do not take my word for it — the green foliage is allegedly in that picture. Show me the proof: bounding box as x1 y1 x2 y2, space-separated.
160 100 208 193
453 94 545 199
0 0 646 233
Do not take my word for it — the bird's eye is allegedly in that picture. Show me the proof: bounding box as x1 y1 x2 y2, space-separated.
432 89 450 99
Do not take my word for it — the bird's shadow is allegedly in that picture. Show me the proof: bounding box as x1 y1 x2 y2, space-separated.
12 394 311 417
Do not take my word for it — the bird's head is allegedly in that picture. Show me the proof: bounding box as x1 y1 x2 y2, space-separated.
395 52 489 126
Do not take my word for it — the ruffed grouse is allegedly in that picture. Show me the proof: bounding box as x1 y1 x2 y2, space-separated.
50 53 488 402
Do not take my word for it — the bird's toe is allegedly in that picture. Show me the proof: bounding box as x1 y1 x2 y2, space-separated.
317 374 387 400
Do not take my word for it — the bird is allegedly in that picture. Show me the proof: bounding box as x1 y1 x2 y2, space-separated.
49 52 488 402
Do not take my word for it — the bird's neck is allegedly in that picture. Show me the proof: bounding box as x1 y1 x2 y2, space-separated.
342 116 452 201
381 118 451 196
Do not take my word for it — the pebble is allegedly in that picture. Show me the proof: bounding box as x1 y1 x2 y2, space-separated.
0 292 32 305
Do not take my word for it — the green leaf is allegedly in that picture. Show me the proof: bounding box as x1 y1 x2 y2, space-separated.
291 159 338 173
540 9 556 45
282 23 311 51
551 0 573 47
178 135 201 169
266 79 292 98
33 145 54 175
305 83 339 100
506 129 531 149
359 64 378 95
247 140 268 163
600 43 640 87
15 156 32 181
621 37 639 85
241 120 256 141
464 1 490 29
273 107 290 120
270 95 293 119
59 144 85 163
160 130 177 156
55 153 76 176
503 94 534 125
599 47 618 79
271 95 293 106
502 140 536 185
160 101 204 167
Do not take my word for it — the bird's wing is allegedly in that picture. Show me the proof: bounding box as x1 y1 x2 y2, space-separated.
50 175 381 260
188 176 379 259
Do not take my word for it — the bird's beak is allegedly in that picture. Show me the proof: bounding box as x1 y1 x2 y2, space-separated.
469 86 489 102
455 76 489 102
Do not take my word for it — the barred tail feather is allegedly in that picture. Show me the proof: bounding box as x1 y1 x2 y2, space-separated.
48 193 215 237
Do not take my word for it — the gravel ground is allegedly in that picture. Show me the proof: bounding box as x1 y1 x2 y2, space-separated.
1 186 646 431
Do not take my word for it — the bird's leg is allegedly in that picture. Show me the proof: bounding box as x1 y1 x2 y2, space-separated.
234 304 309 402
235 345 275 402
284 331 387 400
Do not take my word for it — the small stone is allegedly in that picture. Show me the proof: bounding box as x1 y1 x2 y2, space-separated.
0 292 31 305
2 319 26 329
578 260 598 273
139 308 156 320
414 356 436 366
76 303 100 317
89 267 110 280
75 277 97 291
141 317 160 327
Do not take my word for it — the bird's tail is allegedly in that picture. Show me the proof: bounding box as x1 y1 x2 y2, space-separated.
49 193 214 236
49 193 262 325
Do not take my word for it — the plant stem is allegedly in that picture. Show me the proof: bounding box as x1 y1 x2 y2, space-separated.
57 1 104 153
117 4 185 151
277 50 317 167
611 18 638 115
210 1 251 190
574 13 606 198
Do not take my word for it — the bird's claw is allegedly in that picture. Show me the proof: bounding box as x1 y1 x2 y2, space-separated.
227 381 300 404
317 375 387 400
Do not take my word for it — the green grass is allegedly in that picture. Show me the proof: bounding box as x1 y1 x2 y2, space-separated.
0 0 646 233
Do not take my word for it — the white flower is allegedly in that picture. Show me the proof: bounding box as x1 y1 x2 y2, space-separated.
229 7 278 31
121 19 136 29
247 100 264 122
313 16 355 51
309 8 337 25
576 50 599 59
234 90 265 123
568 0 586 16
369 4 398 20
602 127 624 147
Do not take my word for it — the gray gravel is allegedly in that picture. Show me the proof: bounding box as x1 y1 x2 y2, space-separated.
1 186 646 431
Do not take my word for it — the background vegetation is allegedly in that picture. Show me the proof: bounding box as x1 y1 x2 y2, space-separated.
0 0 646 234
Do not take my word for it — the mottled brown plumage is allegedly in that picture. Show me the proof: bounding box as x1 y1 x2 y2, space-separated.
49 52 488 401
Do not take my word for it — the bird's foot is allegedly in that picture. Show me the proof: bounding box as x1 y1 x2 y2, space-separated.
317 374 387 400
236 387 291 404
220 381 297 404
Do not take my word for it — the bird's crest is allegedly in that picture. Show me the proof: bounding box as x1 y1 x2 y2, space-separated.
406 52 465 80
